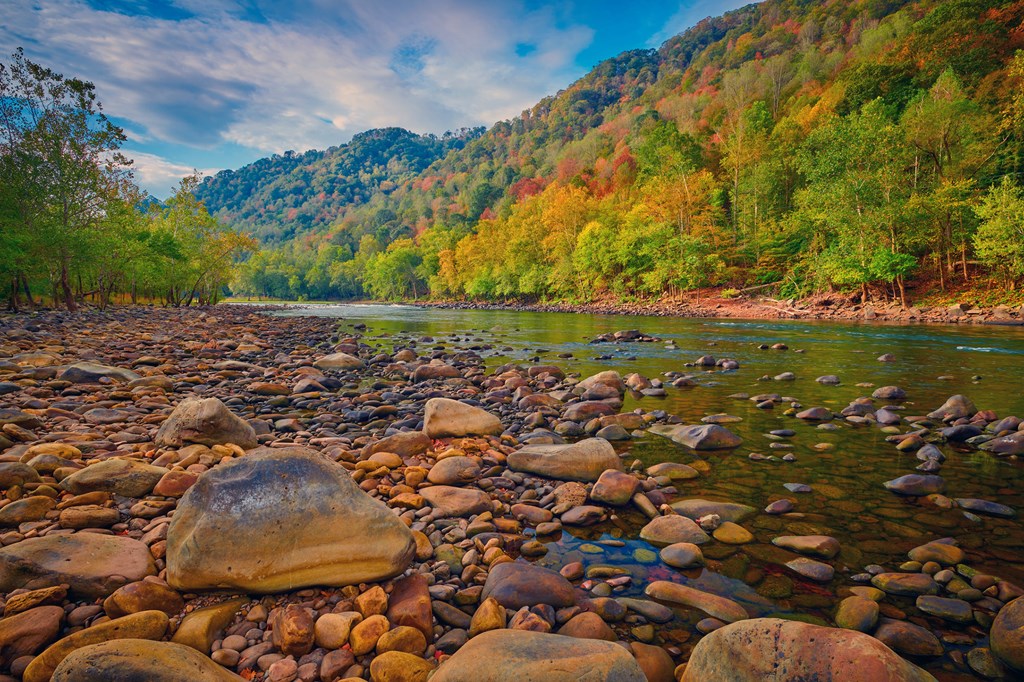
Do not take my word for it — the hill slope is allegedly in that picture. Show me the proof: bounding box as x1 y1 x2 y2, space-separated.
195 126 481 244
220 0 1024 304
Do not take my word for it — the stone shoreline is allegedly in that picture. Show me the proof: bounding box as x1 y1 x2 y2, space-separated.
0 305 1020 681
417 297 1024 325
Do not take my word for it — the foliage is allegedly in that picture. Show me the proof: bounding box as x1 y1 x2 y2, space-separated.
216 0 1024 304
0 49 252 310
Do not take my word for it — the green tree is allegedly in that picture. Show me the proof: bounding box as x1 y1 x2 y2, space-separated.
974 177 1024 288
0 48 132 310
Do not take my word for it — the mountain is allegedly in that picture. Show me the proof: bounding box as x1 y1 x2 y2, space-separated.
218 0 1024 304
195 126 482 244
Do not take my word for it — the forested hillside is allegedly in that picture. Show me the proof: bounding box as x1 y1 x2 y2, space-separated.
225 0 1024 305
195 127 482 244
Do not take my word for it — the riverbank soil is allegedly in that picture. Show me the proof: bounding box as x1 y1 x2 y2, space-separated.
422 288 1024 324
0 305 1021 681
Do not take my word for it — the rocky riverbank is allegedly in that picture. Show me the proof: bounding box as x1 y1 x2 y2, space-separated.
419 294 1024 325
0 305 1021 681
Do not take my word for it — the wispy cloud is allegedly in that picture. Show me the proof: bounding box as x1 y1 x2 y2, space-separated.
126 151 220 198
647 1 754 48
2 0 594 195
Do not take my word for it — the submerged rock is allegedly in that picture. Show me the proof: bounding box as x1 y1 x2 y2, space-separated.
166 446 414 593
648 424 742 450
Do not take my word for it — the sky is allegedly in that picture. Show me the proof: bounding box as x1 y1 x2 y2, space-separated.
1 0 750 198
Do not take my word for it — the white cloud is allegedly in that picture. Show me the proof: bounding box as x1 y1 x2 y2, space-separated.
1 0 595 158
127 151 220 198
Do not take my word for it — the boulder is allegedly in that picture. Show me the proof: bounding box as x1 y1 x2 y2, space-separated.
430 629 645 682
577 371 626 395
981 431 1024 456
51 639 243 681
60 458 167 497
23 610 169 682
166 446 414 593
427 456 481 486
648 424 741 450
313 352 364 370
423 398 502 438
991 596 1024 671
171 598 248 654
589 469 639 506
155 397 257 449
58 362 140 384
884 474 945 496
645 582 747 623
670 499 755 523
363 431 431 458
681 618 936 681
420 485 493 517
640 515 710 546
928 395 977 421
0 534 155 598
0 605 63 667
508 438 621 482
481 561 577 609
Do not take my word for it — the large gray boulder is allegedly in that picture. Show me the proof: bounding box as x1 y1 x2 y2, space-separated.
166 446 414 593
155 397 258 449
507 438 621 482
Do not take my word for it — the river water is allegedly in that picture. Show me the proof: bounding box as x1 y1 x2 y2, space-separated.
275 303 1024 679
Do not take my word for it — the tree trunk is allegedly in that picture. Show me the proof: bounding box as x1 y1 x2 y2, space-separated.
20 273 35 307
897 275 907 308
60 260 77 312
9 278 19 312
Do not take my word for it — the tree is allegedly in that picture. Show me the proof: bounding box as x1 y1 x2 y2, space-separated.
0 48 132 311
974 177 1024 288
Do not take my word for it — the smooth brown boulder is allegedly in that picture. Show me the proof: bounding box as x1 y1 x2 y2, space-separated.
645 582 747 623
420 485 492 517
386 573 433 643
24 610 169 682
423 398 502 438
313 352 364 370
171 598 248 654
681 618 936 681
166 446 414 593
51 639 244 681
427 456 481 486
0 534 155 598
362 431 431 458
481 561 577 610
430 629 645 682
590 469 639 505
60 458 167 497
991 596 1024 671
103 580 185 618
155 397 257 449
507 438 621 482
0 605 63 667
369 651 434 682
0 496 54 526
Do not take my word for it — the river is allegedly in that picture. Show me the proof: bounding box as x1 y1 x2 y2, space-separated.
273 303 1024 680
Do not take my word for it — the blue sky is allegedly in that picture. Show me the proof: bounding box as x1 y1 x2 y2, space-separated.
2 0 750 197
